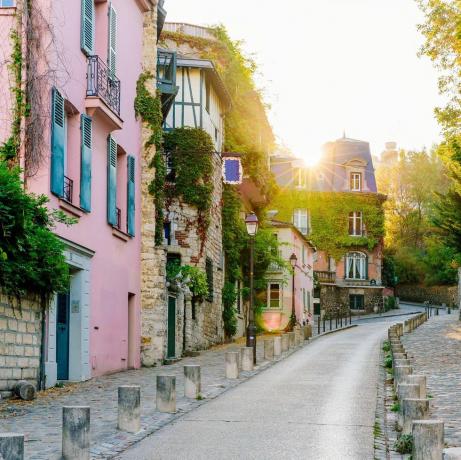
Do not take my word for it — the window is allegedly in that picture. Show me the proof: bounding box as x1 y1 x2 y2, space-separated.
267 283 281 309
80 0 95 55
350 172 362 191
346 252 367 280
293 208 309 235
165 152 175 182
0 0 15 6
205 257 213 302
164 222 171 245
108 3 117 76
350 294 364 310
293 168 306 188
348 211 362 236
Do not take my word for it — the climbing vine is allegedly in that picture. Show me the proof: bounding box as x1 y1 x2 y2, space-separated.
271 190 386 259
163 127 214 238
134 72 165 246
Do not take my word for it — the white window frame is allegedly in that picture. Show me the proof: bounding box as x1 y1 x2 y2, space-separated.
293 168 306 188
349 211 363 236
350 172 362 191
346 252 367 280
293 208 309 235
267 282 282 309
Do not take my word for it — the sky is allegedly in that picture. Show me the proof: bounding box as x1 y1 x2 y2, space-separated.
165 0 444 164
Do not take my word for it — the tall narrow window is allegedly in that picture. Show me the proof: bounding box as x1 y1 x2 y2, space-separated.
348 211 362 236
127 155 135 236
107 135 117 226
346 252 367 280
80 115 92 211
206 257 213 302
51 88 65 197
293 208 309 235
267 283 281 309
350 172 362 191
108 3 117 76
293 168 306 188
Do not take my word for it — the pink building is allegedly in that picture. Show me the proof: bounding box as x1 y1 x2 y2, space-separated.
0 0 154 386
259 220 316 332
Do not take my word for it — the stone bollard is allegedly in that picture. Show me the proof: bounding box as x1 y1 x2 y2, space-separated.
264 339 274 360
281 334 289 352
402 398 429 434
0 433 24 460
398 383 421 401
225 351 239 379
394 365 413 389
304 324 312 340
406 375 427 399
404 320 410 333
156 375 176 413
118 386 141 433
412 420 444 460
241 347 254 371
395 358 411 367
274 336 282 357
393 352 407 360
287 332 296 349
184 365 201 399
62 406 90 460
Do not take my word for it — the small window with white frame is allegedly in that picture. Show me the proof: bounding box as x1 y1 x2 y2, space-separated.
267 282 282 309
350 172 362 191
293 168 306 188
293 208 309 235
348 211 363 236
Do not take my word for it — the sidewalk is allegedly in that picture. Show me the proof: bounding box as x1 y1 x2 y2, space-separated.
401 313 461 448
0 331 326 459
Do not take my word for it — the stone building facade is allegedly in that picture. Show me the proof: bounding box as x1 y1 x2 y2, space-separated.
0 295 42 399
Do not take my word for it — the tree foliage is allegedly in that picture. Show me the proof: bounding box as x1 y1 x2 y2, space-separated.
0 162 70 306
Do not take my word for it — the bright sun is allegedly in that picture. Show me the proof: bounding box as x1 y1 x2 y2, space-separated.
302 153 321 167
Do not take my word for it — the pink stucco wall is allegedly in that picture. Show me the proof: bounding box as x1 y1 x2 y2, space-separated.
0 0 146 376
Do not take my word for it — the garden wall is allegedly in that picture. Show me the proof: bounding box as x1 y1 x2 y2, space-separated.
395 284 458 307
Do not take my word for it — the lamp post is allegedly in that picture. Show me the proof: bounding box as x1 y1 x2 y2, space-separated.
289 252 298 330
245 213 259 364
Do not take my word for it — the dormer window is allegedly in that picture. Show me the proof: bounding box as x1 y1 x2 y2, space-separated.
293 168 306 188
350 172 362 191
349 211 362 236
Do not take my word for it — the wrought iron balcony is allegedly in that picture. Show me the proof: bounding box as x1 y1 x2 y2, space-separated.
315 270 336 284
86 56 121 116
157 50 178 120
63 176 73 203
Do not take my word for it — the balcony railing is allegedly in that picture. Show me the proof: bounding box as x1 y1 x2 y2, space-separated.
315 270 336 283
86 56 121 116
63 176 73 203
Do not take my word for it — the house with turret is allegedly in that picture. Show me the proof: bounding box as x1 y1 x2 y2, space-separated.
271 135 386 316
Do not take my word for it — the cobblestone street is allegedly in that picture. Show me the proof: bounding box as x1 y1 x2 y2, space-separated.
401 312 461 448
0 334 319 459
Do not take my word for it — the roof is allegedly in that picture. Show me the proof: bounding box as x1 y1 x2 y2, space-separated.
268 219 317 250
176 56 232 111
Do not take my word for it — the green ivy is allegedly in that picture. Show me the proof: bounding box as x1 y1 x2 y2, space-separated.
134 72 165 245
164 127 214 233
222 281 238 338
271 190 386 260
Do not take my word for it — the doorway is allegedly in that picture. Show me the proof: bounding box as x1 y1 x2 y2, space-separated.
167 295 176 358
350 294 365 310
56 292 70 380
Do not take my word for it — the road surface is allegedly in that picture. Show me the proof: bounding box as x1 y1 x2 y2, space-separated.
119 319 398 460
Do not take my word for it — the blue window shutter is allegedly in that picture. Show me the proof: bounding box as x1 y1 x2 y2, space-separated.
127 155 135 236
79 114 92 212
80 0 94 55
107 135 117 225
108 3 117 76
50 88 65 197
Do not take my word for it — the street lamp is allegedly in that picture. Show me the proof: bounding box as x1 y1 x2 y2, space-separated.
245 213 259 364
289 252 298 330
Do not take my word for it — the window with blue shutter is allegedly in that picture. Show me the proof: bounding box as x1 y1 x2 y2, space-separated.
108 3 117 76
107 135 117 225
81 0 94 56
50 88 65 197
80 115 92 212
127 155 135 236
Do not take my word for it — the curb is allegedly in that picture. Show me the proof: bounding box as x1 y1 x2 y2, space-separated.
353 311 422 321
310 324 357 342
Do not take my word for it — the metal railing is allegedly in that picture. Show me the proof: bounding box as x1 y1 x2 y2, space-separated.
86 56 121 116
314 270 336 283
63 176 73 203
315 309 352 336
115 207 121 230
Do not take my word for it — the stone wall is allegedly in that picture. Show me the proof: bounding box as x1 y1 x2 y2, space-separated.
395 284 458 307
0 294 42 398
320 285 384 315
166 151 224 353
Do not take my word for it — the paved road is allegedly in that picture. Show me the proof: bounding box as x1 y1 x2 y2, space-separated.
120 321 394 460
